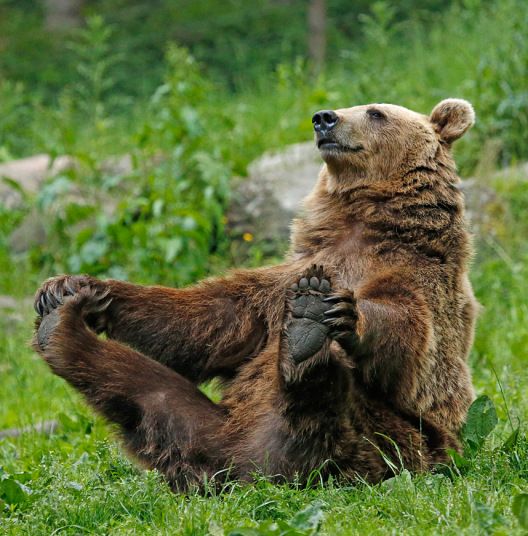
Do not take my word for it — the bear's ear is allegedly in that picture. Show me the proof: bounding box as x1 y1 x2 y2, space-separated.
430 99 475 143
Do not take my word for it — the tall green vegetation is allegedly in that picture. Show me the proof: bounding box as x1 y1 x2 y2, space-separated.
24 44 231 287
0 0 526 287
0 0 452 97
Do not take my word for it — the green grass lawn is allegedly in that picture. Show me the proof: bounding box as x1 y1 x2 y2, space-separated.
1 176 528 535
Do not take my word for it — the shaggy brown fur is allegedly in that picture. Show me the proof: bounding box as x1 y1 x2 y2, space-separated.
33 98 477 492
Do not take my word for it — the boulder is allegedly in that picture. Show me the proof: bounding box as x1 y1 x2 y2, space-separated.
2 154 133 252
0 154 75 208
228 142 322 243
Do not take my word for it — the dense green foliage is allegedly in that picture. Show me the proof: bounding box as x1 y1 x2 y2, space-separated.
1 1 528 532
1 0 527 285
0 0 452 96
29 44 231 286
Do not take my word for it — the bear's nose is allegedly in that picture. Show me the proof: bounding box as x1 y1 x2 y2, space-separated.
312 110 339 133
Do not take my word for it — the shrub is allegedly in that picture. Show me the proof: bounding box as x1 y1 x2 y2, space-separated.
29 46 230 287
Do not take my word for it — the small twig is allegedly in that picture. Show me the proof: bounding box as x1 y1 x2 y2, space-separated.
0 419 59 438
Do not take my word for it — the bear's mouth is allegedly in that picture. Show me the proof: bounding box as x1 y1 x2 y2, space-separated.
317 138 364 153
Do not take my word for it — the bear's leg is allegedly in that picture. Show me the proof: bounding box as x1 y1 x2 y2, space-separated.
268 268 358 479
33 270 278 383
34 289 228 492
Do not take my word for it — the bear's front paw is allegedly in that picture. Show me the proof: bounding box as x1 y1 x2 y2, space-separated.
285 267 333 363
322 290 359 353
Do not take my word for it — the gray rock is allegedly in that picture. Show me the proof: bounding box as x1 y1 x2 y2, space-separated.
460 179 504 237
0 153 135 209
0 420 59 438
0 154 75 208
0 295 33 326
2 153 133 252
246 142 321 213
9 210 48 254
228 142 322 243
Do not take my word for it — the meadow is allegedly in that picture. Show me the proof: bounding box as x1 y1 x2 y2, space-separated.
1 0 528 533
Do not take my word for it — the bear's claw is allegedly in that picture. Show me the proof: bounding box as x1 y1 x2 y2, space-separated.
321 290 358 352
34 286 113 353
34 275 96 317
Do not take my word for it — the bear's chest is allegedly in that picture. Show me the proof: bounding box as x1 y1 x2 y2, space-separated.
306 222 373 289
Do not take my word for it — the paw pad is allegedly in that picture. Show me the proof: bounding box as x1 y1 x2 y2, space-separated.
36 309 61 350
291 275 331 294
286 267 333 363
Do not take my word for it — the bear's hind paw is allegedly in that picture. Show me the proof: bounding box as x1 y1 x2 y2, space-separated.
284 266 333 363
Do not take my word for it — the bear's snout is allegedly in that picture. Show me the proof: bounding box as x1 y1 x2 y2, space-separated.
312 110 339 134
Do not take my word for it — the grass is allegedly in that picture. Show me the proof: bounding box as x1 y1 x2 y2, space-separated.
0 175 527 535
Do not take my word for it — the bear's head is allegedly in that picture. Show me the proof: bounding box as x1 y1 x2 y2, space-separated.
312 99 474 191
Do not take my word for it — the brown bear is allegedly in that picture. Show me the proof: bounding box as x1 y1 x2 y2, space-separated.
33 98 477 492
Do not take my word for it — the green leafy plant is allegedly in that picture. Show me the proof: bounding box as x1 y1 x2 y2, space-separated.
461 395 499 456
67 15 121 120
228 502 324 536
29 45 231 287
0 468 32 509
0 80 37 159
447 395 498 473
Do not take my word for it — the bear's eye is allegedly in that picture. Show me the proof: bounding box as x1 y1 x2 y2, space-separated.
367 109 386 120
